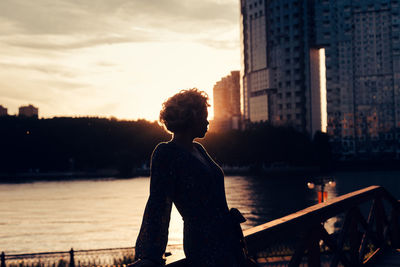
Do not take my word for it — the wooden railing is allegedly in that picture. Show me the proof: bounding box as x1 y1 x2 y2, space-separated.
166 185 400 266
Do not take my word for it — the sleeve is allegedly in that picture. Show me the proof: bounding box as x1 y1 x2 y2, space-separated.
134 144 174 265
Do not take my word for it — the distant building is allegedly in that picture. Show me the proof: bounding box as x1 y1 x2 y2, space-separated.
240 0 400 159
240 0 312 132
19 104 39 118
212 71 241 132
0 105 7 116
315 1 400 158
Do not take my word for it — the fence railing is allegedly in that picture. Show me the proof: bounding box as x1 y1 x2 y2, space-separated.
166 185 400 266
1 245 184 267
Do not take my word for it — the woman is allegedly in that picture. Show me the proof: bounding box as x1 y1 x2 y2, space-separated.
134 89 244 267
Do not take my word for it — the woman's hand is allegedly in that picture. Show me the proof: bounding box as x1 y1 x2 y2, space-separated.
127 259 161 267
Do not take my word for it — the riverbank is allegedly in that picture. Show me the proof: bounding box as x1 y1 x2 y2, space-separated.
0 169 149 182
0 165 322 182
1 159 399 182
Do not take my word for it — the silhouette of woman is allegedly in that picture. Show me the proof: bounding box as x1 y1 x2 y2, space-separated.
133 89 244 267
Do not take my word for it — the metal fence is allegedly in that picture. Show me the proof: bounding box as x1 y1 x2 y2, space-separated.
1 245 184 267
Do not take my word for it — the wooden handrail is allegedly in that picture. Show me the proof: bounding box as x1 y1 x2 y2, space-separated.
166 185 400 266
244 186 384 252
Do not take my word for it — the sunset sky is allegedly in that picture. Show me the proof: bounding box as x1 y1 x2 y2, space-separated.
0 0 240 120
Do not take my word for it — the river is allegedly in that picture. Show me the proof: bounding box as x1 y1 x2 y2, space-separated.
1 171 400 254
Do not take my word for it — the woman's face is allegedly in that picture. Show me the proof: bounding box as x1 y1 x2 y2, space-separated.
192 107 209 138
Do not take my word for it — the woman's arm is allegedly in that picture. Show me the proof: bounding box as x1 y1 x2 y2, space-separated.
134 144 174 265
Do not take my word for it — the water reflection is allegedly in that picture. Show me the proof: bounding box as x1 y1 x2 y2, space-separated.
225 175 314 229
1 171 400 254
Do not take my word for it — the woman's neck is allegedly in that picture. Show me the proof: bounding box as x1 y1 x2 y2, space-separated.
172 133 195 151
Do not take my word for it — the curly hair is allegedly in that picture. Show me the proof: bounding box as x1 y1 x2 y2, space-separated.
159 88 210 133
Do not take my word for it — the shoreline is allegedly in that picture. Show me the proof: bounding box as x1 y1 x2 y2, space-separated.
1 161 400 183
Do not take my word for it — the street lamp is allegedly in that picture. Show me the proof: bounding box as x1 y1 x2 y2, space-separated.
307 177 335 203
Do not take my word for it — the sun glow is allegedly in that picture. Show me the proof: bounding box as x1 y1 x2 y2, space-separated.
0 0 240 121
0 41 238 120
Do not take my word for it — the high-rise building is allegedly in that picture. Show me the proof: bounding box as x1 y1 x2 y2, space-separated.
240 0 400 158
19 104 39 118
240 0 322 134
316 0 400 158
0 105 7 116
212 71 241 132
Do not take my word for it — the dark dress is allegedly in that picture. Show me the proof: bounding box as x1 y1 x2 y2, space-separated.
134 141 242 267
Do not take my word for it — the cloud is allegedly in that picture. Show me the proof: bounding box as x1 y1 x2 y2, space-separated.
0 0 240 119
0 62 77 78
2 34 156 51
0 0 239 50
0 0 238 33
96 61 117 68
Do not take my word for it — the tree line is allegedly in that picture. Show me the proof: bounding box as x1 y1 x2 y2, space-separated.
0 116 330 176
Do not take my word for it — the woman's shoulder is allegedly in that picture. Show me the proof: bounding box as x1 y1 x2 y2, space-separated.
152 141 177 158
193 141 207 152
154 141 176 150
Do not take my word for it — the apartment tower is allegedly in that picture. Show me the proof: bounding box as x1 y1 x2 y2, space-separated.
212 71 241 132
240 0 400 158
19 104 39 118
0 105 7 116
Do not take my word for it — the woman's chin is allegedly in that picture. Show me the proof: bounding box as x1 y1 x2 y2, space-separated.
196 131 207 139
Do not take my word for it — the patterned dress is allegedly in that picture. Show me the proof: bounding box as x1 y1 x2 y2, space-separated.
134 141 242 267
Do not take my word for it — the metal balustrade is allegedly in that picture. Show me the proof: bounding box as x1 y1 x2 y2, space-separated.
166 185 400 266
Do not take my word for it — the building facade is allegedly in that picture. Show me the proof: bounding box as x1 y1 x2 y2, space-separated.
240 0 400 158
212 71 241 132
240 0 318 133
316 0 400 158
19 104 39 118
0 105 7 116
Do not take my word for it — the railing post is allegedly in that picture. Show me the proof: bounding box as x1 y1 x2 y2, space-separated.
390 208 400 248
69 248 75 267
1 251 5 267
349 208 361 265
375 197 386 246
307 226 321 267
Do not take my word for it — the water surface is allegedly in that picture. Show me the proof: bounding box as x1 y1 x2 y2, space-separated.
1 171 399 254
